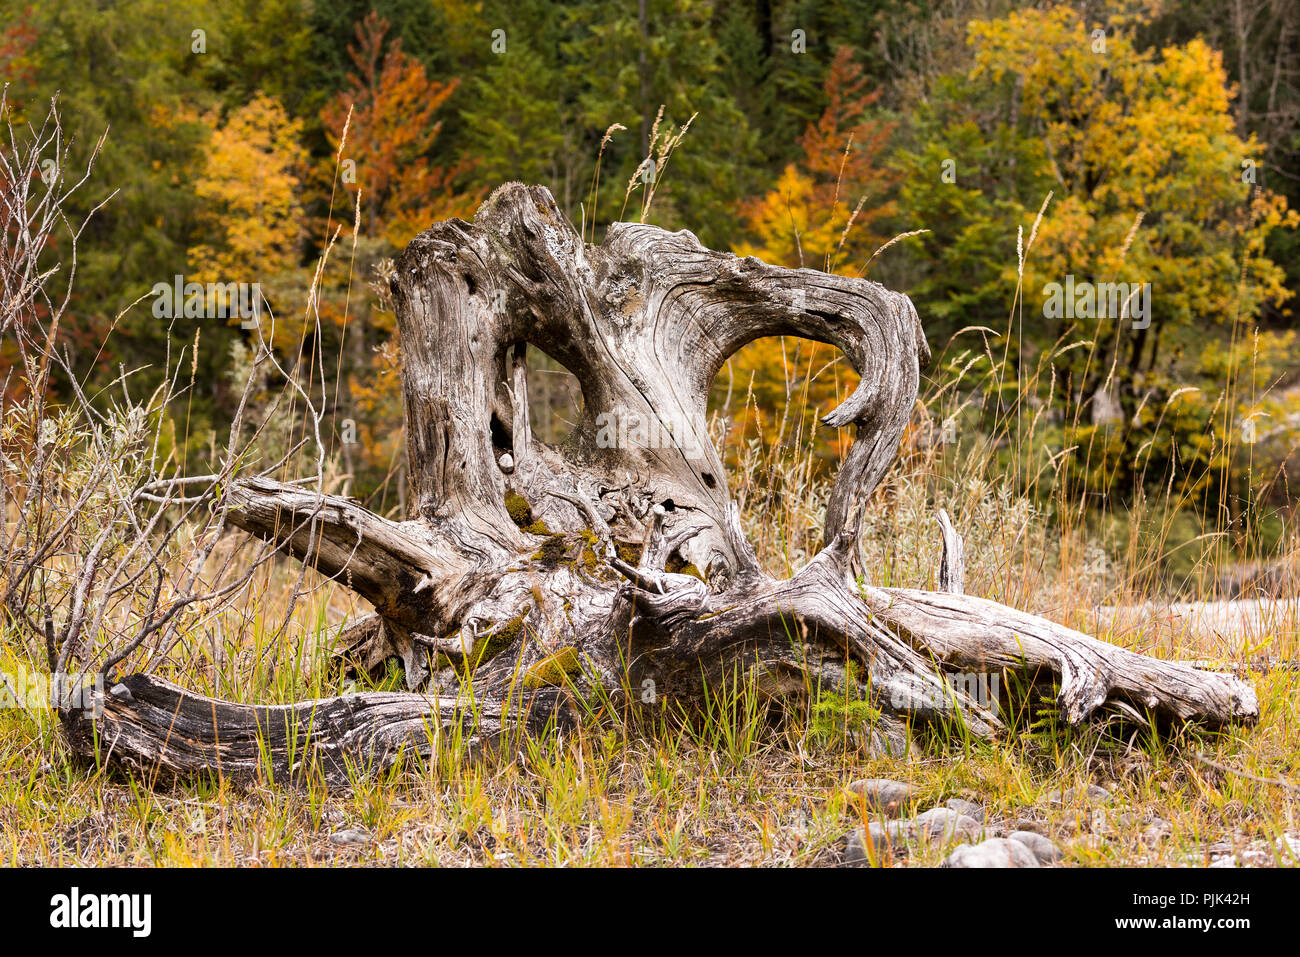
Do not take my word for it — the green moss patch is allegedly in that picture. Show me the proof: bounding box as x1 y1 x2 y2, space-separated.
666 553 704 580
460 614 526 673
531 534 568 565
505 490 534 527
523 646 583 689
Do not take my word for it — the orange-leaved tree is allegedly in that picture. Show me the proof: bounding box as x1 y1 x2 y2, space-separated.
313 12 483 501
320 10 479 248
722 47 898 472
734 45 897 273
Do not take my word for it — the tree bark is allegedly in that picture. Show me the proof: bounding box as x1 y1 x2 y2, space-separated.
62 184 1258 781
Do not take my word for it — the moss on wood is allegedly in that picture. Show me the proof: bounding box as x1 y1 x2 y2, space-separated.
523 646 583 689
504 490 533 527
531 534 568 565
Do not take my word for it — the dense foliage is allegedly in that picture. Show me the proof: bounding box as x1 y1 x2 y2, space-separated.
2 0 1296 540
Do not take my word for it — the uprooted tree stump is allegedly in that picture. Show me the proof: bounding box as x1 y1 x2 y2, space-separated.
63 183 1258 781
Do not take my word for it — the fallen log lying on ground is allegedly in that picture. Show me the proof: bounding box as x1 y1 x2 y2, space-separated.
62 184 1258 781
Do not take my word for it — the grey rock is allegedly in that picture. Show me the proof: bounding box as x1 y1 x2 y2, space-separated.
844 778 918 817
946 837 1040 868
1045 784 1112 806
944 798 985 821
1238 848 1270 867
1008 829 1062 863
914 807 982 845
843 828 870 865
844 821 908 864
1110 809 1142 830
329 828 371 846
1141 823 1170 846
874 820 910 846
1059 813 1087 835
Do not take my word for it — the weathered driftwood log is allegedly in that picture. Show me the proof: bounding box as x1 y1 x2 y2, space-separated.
63 184 1257 781
62 673 572 782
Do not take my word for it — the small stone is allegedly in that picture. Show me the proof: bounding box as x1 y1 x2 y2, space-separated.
877 820 910 846
945 837 1040 868
914 807 982 846
329 828 371 846
1277 833 1300 860
1238 848 1270 867
843 828 869 865
1209 855 1237 868
844 778 918 817
1012 816 1048 835
1046 784 1112 806
1111 809 1141 830
944 798 985 821
843 822 907 864
1008 830 1062 864
1056 812 1085 836
1141 823 1170 846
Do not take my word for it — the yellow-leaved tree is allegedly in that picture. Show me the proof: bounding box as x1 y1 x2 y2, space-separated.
188 92 306 325
734 46 897 272
965 8 1298 505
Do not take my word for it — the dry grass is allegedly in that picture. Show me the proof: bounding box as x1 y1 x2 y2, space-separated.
2 409 1298 867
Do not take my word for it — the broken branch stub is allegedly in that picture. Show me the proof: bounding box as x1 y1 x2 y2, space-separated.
63 183 1258 780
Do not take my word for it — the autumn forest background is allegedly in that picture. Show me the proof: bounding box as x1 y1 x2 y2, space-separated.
3 0 1299 594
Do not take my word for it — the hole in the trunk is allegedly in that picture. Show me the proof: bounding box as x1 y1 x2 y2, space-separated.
707 335 859 573
701 472 716 489
666 549 704 580
523 345 584 445
707 335 859 473
489 413 510 452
